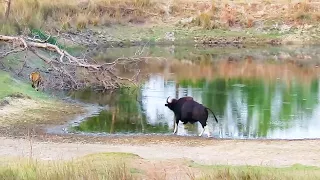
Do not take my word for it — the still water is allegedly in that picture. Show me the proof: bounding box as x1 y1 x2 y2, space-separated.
69 45 320 139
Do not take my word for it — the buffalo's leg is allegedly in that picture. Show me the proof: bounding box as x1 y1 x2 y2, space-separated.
173 114 180 134
198 121 207 136
173 122 178 134
199 126 205 136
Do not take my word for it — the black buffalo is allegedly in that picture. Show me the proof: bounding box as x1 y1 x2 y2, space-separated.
165 96 218 136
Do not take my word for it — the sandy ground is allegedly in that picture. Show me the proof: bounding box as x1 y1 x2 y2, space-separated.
1 136 320 168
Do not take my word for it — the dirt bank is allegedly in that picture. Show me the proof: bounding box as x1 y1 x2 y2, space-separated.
0 95 88 125
1 136 320 168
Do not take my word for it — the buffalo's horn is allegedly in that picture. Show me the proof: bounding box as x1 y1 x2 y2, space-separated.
166 96 172 103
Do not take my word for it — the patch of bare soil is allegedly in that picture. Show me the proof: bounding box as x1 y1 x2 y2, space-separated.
0 95 87 137
1 136 320 168
0 96 44 127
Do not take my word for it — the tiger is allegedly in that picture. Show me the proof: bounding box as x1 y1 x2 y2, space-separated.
29 71 42 91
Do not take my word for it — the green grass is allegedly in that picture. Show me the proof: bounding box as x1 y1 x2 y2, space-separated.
192 162 320 180
0 69 85 126
0 70 49 100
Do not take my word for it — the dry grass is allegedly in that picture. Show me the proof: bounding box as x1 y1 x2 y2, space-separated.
1 0 320 34
2 154 320 180
195 164 320 180
0 153 137 180
199 168 280 180
189 0 320 29
193 13 214 29
0 0 160 34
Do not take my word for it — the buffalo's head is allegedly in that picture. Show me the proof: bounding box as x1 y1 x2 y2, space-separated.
165 96 177 111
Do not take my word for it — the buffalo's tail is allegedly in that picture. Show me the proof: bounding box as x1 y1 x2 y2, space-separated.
206 107 218 123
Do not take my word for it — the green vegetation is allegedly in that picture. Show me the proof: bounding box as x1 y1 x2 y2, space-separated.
30 29 64 48
0 70 84 127
69 72 320 138
68 41 320 138
0 70 48 100
70 88 171 134
180 77 319 137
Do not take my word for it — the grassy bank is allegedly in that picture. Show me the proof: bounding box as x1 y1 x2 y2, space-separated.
0 70 84 127
1 152 320 180
1 0 320 45
0 70 48 100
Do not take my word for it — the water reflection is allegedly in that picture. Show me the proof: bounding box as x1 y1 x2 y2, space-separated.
71 87 171 135
69 45 320 139
70 74 320 139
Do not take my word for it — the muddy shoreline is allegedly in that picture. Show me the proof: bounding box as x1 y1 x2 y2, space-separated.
1 92 320 146
3 112 320 147
61 30 289 50
2 94 320 169
60 24 320 50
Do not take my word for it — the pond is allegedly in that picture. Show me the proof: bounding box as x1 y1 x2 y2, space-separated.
68 44 320 139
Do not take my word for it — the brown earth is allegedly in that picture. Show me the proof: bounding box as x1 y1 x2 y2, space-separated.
1 135 320 168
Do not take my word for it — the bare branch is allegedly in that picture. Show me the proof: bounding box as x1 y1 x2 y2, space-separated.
0 34 148 91
27 35 52 43
0 48 25 59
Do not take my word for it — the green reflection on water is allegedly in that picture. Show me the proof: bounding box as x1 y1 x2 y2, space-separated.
71 88 170 134
68 44 320 138
194 78 319 138
70 76 320 139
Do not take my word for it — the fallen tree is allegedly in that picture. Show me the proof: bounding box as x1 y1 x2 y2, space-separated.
0 34 147 91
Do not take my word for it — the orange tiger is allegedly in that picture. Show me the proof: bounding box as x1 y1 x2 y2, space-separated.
29 71 42 91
